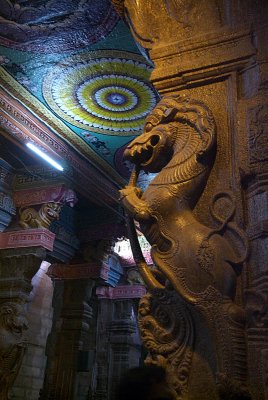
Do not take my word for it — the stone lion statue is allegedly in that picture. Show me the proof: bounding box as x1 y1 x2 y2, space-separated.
19 202 62 229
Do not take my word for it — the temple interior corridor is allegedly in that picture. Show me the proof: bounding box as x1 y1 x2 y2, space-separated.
0 1 268 399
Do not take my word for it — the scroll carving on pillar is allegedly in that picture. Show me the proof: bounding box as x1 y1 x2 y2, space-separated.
120 95 250 399
0 302 28 400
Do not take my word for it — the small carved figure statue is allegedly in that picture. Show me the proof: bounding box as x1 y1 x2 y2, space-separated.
127 268 145 285
19 202 62 229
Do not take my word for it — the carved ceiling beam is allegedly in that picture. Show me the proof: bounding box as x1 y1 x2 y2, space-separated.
13 184 77 208
0 80 123 208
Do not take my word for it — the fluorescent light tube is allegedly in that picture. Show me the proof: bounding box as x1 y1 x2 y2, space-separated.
26 142 64 171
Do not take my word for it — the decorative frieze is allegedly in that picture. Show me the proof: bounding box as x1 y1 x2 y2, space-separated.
0 228 55 251
47 259 123 287
13 184 77 208
47 262 110 281
96 285 146 299
13 165 71 190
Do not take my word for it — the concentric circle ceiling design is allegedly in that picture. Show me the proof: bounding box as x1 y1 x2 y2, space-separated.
42 50 158 135
0 0 118 52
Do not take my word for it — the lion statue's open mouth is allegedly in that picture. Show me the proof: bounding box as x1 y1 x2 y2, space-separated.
124 127 172 173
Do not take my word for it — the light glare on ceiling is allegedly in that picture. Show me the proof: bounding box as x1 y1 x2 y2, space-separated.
26 142 64 171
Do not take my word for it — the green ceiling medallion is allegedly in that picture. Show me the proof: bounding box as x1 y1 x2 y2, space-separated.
43 50 158 135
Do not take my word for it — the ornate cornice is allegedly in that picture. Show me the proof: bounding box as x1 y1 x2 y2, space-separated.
47 262 109 281
150 28 256 91
96 284 146 299
13 185 77 207
0 228 55 251
0 75 125 206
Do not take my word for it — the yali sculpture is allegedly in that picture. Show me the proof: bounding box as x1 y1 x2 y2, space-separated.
120 95 250 399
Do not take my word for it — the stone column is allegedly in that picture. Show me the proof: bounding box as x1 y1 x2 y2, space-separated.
112 1 268 399
0 158 16 232
233 8 268 399
44 256 121 400
45 275 94 400
94 285 146 400
246 175 268 400
0 234 53 400
8 181 78 399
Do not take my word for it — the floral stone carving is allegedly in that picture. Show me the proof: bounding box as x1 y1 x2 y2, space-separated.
120 95 249 399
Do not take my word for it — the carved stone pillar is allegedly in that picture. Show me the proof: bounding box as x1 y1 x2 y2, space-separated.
39 279 64 400
0 158 16 232
0 239 51 400
113 1 268 399
246 175 268 400
43 253 122 400
237 23 268 398
94 285 146 400
43 273 94 400
9 182 77 398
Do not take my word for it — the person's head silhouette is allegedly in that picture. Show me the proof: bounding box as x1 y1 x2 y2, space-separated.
116 365 176 400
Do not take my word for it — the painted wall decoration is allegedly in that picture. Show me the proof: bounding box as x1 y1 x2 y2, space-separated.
0 0 119 52
42 50 158 135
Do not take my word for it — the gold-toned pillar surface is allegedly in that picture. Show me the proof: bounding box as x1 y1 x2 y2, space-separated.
115 1 268 399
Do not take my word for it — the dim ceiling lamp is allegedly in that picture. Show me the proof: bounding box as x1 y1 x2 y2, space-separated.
26 142 64 171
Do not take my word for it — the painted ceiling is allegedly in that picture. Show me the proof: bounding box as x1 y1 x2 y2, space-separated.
0 0 158 185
